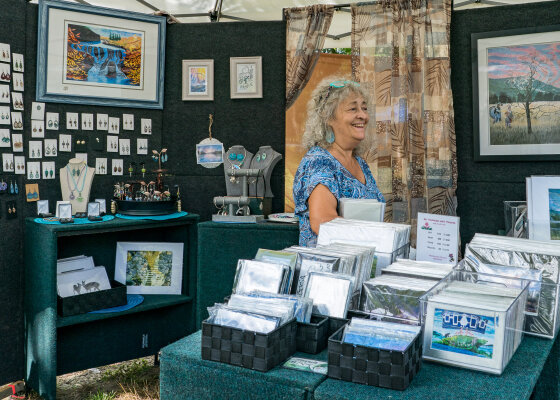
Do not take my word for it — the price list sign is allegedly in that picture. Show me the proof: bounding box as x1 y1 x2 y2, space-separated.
416 212 460 264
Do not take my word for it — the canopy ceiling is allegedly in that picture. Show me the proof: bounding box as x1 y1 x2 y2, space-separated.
31 0 552 48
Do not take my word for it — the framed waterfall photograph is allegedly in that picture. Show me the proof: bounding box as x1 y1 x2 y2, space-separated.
36 0 166 109
472 25 560 161
182 59 214 101
114 242 184 295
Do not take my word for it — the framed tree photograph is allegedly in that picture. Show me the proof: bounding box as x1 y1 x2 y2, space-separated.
115 242 184 295
472 25 560 161
36 0 166 109
182 59 214 101
230 56 263 99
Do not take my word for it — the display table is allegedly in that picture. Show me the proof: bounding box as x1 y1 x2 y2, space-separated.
314 335 558 400
196 221 299 327
159 330 325 400
160 331 559 400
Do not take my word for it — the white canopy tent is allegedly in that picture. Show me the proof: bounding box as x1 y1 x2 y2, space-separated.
31 0 552 48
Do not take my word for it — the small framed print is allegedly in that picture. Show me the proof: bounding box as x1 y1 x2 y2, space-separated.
31 102 45 120
123 114 134 131
97 113 108 130
81 113 94 130
137 138 148 155
0 128 10 147
108 117 120 134
14 155 25 174
112 159 123 176
11 92 23 110
95 158 107 175
59 134 72 153
12 72 23 91
31 120 45 138
0 106 10 125
0 43 10 63
42 161 55 179
0 85 9 103
107 135 118 153
12 134 23 152
230 56 262 99
196 142 223 165
46 112 59 130
2 153 14 172
44 139 57 157
141 118 152 135
67 112 79 130
12 53 23 72
27 161 41 180
119 138 131 156
182 59 214 101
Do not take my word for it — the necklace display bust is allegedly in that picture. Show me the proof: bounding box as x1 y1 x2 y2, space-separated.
248 145 282 197
60 158 95 213
224 145 254 196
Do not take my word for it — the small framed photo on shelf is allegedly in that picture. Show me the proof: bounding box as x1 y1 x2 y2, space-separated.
115 242 184 295
230 56 262 99
182 59 214 101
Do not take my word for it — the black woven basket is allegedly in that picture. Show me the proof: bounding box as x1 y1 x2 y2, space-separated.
201 318 297 372
57 280 127 317
327 325 422 390
296 315 329 354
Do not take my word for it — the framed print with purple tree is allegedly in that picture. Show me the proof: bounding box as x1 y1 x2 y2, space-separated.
36 0 166 109
473 26 560 161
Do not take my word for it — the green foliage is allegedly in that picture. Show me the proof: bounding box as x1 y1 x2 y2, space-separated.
321 48 352 55
87 390 116 400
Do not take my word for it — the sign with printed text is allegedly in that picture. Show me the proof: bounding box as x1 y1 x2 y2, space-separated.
416 212 459 264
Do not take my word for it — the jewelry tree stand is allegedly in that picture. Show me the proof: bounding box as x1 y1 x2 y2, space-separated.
212 168 264 223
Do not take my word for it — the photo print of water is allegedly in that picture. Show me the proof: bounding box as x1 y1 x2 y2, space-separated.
65 23 144 87
487 41 560 146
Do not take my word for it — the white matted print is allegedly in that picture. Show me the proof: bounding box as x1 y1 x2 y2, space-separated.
182 59 213 101
115 242 184 295
230 56 262 99
57 267 112 298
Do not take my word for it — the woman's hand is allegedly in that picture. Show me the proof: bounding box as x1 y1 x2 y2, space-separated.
308 184 338 235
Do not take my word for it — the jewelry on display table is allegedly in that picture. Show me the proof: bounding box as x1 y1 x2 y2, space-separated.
111 147 181 216
60 158 95 214
223 145 254 196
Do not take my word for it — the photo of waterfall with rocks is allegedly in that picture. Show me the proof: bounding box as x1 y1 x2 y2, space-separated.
65 23 143 88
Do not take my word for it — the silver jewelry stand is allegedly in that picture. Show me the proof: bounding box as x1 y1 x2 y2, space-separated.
212 168 264 223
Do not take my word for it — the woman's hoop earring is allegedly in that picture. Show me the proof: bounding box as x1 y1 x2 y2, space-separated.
326 127 335 144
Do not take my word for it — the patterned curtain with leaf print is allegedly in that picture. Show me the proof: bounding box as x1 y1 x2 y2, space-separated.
351 0 457 246
285 5 334 109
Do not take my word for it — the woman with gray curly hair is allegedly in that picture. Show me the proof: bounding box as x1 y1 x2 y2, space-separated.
292 77 385 246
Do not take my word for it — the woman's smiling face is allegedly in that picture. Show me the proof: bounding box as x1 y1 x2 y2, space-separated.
328 93 369 146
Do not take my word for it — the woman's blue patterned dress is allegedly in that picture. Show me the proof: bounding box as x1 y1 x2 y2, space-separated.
293 146 385 247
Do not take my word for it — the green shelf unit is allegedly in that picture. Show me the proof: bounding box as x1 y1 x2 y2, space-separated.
24 215 199 400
